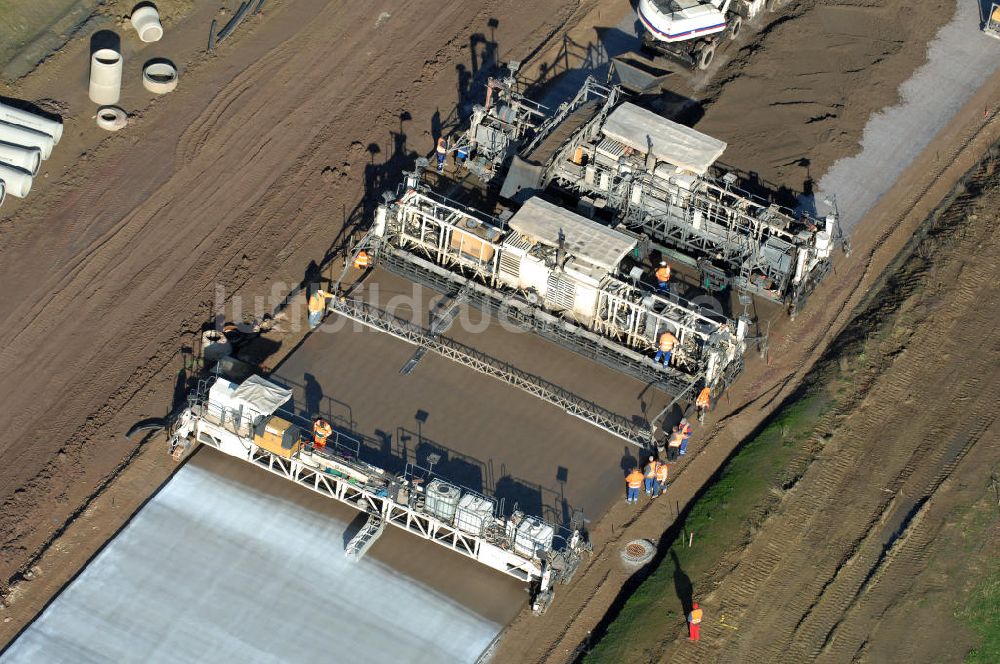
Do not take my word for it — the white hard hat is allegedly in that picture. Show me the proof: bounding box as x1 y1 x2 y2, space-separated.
659 261 666 266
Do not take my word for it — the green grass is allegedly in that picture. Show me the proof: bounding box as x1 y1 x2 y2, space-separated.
962 570 1000 663
583 391 831 663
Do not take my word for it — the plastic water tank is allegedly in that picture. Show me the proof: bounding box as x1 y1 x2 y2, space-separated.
455 493 495 536
514 517 555 559
424 479 461 524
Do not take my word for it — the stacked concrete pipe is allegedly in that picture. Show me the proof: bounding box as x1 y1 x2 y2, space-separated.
0 142 42 175
0 102 63 143
0 121 54 159
0 163 33 198
90 48 123 105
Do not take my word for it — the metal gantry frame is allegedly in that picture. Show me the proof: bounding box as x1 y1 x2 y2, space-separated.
170 383 583 598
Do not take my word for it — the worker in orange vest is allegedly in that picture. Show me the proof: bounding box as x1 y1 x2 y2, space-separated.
436 136 448 172
653 459 669 497
655 331 678 367
678 418 693 456
696 387 712 423
643 455 658 496
687 602 703 641
307 288 334 329
654 260 671 292
625 467 644 504
313 418 333 449
353 250 371 270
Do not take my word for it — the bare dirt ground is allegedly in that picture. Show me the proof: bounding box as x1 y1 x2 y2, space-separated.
0 0 997 658
656 148 1000 664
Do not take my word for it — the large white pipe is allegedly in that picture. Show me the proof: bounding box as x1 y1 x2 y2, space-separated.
0 180 6 208
0 141 41 175
130 5 164 43
0 120 54 159
0 102 63 144
0 163 33 198
89 48 123 105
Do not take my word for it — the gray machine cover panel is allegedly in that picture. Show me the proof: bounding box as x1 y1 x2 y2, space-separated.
508 197 636 271
602 103 726 175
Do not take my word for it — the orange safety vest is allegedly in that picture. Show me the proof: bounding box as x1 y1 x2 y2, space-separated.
436 137 448 155
308 290 331 313
689 608 703 624
659 332 678 352
678 420 693 437
353 250 371 269
644 463 657 479
655 265 671 282
696 387 711 409
626 470 644 489
655 462 669 483
668 431 684 449
313 419 332 447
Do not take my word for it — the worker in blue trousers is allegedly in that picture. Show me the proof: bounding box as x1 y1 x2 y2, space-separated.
643 456 658 495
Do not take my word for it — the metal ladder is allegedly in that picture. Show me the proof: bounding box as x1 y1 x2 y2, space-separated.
344 513 386 562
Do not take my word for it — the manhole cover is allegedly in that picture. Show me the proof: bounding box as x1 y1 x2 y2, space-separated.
620 538 655 566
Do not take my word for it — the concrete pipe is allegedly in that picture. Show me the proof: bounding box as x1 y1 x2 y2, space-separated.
0 163 33 198
130 5 164 43
0 141 42 175
0 101 63 144
89 48 123 105
96 106 128 131
0 120 54 159
142 61 178 94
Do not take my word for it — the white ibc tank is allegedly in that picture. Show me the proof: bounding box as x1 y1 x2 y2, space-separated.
514 517 555 559
455 493 495 536
424 479 461 524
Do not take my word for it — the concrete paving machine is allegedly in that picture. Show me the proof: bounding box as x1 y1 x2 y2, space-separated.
636 0 771 70
355 176 746 398
507 90 843 314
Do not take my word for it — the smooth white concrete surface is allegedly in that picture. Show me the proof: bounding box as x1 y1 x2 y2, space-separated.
1 455 504 664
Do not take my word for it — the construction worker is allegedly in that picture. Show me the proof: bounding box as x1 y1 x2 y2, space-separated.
678 418 693 457
655 261 671 292
643 456 658 496
353 250 371 270
436 135 448 172
313 418 332 449
625 467 644 504
696 387 711 423
307 288 334 329
667 426 684 461
653 459 669 497
687 602 703 641
655 331 678 367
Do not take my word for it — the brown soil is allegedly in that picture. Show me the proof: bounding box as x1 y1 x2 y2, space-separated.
694 0 956 187
0 0 996 658
660 149 1000 664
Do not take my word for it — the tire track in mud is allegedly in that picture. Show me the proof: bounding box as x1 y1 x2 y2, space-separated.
671 159 1000 663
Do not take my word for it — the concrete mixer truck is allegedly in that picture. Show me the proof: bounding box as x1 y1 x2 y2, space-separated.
635 0 773 70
